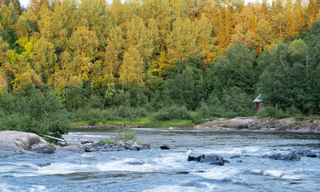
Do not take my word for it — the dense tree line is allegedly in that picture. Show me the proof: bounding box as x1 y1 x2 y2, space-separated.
1 0 320 135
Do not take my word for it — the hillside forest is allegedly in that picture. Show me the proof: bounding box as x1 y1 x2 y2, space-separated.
1 0 320 136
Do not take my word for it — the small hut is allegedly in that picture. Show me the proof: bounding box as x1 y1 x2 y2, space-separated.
253 94 263 110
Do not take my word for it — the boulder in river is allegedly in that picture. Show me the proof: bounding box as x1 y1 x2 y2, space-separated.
81 140 94 144
188 154 204 162
231 155 241 159
200 154 225 165
125 140 140 150
139 143 150 150
160 144 174 150
57 143 85 153
295 149 311 156
83 143 97 152
269 153 283 160
0 131 55 154
283 152 300 161
306 152 317 158
188 153 226 166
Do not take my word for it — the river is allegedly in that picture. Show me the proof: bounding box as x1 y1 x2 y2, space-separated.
1 128 320 192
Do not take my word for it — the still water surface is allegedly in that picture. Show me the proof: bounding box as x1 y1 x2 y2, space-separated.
1 128 320 192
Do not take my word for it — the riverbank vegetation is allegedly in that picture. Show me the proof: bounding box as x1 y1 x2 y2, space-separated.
1 0 320 136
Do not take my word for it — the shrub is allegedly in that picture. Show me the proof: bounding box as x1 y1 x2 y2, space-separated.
196 102 210 118
86 108 103 125
258 107 290 118
113 127 137 142
154 105 192 121
98 138 115 144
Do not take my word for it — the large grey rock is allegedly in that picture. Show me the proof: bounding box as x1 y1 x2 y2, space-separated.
0 131 55 154
30 142 55 154
125 140 139 150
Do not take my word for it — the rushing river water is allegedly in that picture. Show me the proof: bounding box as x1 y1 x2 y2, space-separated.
1 128 320 192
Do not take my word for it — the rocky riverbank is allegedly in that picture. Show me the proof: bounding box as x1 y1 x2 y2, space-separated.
196 117 320 132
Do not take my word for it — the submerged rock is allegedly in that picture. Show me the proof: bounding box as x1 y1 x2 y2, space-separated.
231 155 241 159
0 131 55 155
160 144 174 150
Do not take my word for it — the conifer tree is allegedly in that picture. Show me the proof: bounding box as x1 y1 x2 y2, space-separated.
307 0 317 27
102 43 119 83
167 17 201 62
194 14 215 65
284 8 297 40
119 46 145 88
68 26 99 58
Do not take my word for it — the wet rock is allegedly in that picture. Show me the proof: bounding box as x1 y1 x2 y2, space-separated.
81 140 94 144
127 160 145 165
115 143 125 148
306 152 317 158
269 153 283 160
160 144 174 150
117 148 126 151
30 143 55 154
58 143 85 153
104 144 113 148
200 154 225 166
127 147 138 151
283 152 300 161
188 154 204 162
83 143 97 152
176 172 189 174
223 160 230 163
231 155 241 159
262 154 270 158
244 155 251 157
125 140 140 150
295 149 311 156
236 160 243 163
139 143 150 150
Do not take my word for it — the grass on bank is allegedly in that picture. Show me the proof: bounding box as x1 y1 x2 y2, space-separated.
70 115 194 128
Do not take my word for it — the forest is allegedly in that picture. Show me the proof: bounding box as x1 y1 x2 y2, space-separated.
1 0 320 136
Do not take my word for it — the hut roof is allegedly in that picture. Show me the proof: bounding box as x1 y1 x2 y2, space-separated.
253 94 263 103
